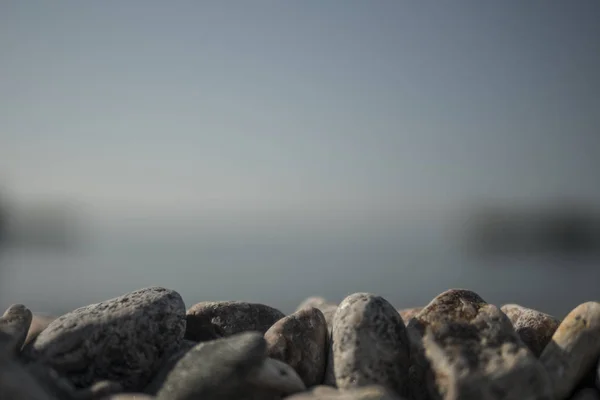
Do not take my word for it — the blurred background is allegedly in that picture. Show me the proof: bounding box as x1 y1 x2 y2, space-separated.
1 1 599 319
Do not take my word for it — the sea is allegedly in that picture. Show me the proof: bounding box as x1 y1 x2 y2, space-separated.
1 219 598 319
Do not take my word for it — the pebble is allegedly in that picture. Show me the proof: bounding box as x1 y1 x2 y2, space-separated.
407 288 552 400
540 301 600 400
397 307 422 325
24 313 57 348
296 297 338 333
265 306 328 387
0 355 58 400
284 384 405 399
0 304 32 355
144 339 197 395
324 293 410 398
100 395 155 400
25 287 186 391
501 304 560 357
156 332 305 400
185 301 285 341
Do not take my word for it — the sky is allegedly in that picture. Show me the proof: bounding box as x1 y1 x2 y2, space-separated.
1 1 599 224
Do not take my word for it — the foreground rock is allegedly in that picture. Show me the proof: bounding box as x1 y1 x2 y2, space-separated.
540 301 600 400
156 332 305 400
0 356 57 400
501 304 560 357
265 306 328 387
0 304 32 355
185 301 284 341
325 293 410 398
144 339 197 395
285 385 405 399
407 289 552 400
26 287 186 391
571 388 600 400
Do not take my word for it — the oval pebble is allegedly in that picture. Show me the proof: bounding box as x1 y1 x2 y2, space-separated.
296 297 338 334
185 301 284 341
501 304 560 357
26 287 186 391
324 293 410 397
540 301 600 400
408 289 552 400
265 306 328 387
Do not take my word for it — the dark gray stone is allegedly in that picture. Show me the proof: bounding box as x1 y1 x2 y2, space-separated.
185 301 284 340
408 289 552 400
156 332 305 400
540 301 600 400
571 388 600 400
501 304 560 357
324 293 410 398
265 306 328 387
0 355 57 400
0 304 32 355
144 339 197 395
26 286 186 391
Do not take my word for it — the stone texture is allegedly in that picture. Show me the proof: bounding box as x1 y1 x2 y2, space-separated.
100 395 154 400
265 306 328 387
296 297 338 333
156 332 305 400
324 293 410 398
398 307 422 324
501 304 560 357
26 287 186 391
407 289 552 400
185 301 284 341
571 388 600 400
284 385 404 399
144 339 197 395
24 314 56 348
0 304 32 355
540 301 600 400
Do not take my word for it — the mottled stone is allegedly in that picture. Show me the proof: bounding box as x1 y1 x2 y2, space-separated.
0 304 32 355
24 314 56 348
26 287 186 391
540 301 600 400
571 388 600 400
100 395 154 400
324 293 410 397
156 332 304 400
265 306 328 386
398 307 422 324
501 304 560 357
296 297 337 335
185 301 284 341
284 384 404 399
407 289 552 400
144 340 197 395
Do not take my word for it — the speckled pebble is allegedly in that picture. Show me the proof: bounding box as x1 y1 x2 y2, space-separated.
408 289 552 400
284 384 405 399
185 301 285 341
0 304 32 355
265 306 328 387
296 297 338 334
501 304 560 357
324 293 410 398
26 287 186 391
157 332 304 400
540 301 600 400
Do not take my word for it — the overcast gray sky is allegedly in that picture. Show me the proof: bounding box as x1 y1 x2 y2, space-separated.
1 1 599 223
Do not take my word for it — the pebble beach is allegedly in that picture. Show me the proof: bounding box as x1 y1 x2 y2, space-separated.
1 286 600 399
